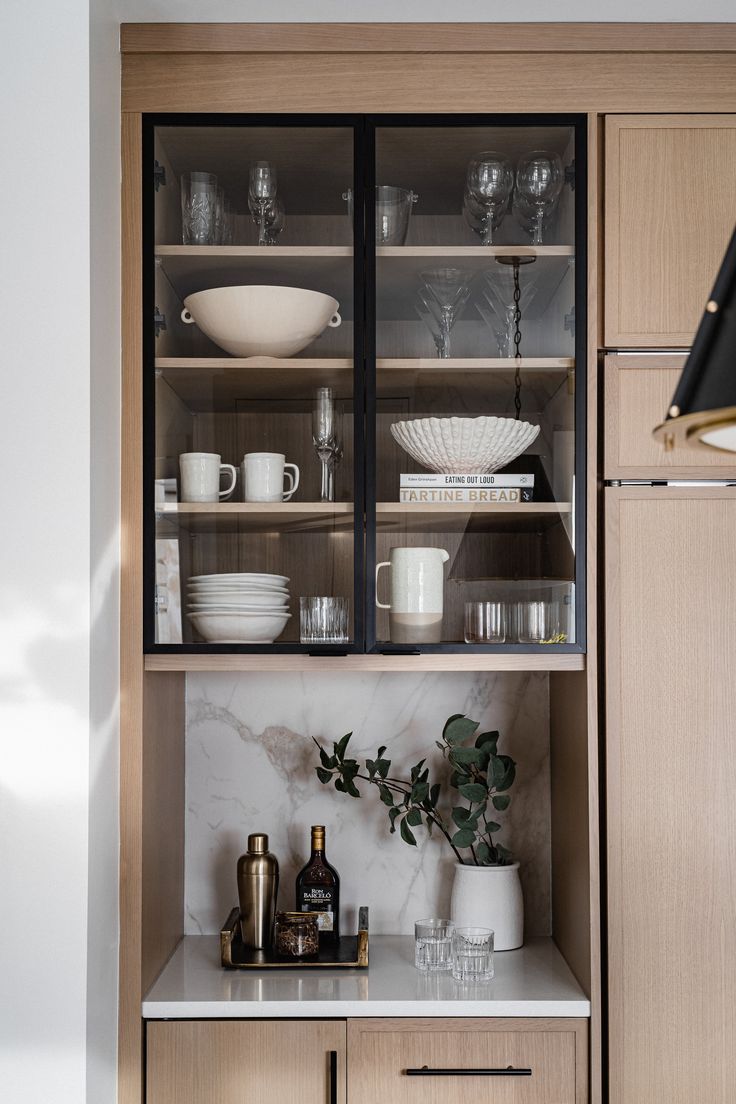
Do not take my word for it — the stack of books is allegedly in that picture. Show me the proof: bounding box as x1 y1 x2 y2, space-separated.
399 473 534 504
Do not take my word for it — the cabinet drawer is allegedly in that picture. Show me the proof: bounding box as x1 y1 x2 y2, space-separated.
146 1019 346 1104
347 1018 587 1104
604 355 736 479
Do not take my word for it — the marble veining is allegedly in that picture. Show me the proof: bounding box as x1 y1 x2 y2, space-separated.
185 672 551 936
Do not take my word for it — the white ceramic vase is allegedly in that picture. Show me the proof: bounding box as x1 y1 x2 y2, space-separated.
450 861 524 951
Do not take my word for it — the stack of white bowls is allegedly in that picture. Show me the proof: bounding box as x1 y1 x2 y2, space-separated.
187 573 291 643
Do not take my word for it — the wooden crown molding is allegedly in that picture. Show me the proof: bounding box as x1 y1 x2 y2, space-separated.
120 22 736 55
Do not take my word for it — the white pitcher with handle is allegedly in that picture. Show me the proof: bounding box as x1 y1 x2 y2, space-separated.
375 547 450 644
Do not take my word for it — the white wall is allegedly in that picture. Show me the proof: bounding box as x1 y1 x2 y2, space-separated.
0 3 733 1102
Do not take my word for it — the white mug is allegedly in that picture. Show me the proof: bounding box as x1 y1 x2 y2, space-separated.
242 452 300 503
179 452 237 503
376 546 450 644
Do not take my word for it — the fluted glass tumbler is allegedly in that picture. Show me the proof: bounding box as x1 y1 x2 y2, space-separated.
299 597 349 644
414 919 454 972
464 601 507 644
451 927 494 982
181 171 218 245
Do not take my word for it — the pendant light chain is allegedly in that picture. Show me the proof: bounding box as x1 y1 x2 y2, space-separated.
513 260 523 420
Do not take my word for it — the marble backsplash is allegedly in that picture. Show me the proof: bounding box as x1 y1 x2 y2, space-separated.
185 671 551 936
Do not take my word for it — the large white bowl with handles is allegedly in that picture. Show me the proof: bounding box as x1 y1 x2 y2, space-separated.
181 285 341 358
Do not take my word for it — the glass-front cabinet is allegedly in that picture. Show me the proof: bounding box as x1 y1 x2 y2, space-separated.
145 115 585 655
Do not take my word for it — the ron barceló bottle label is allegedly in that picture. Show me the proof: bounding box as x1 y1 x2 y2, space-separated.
300 887 334 930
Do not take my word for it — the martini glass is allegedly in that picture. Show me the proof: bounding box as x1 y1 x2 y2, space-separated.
418 268 473 358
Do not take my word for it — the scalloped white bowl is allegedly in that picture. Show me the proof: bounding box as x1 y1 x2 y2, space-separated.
181 285 341 358
390 416 540 474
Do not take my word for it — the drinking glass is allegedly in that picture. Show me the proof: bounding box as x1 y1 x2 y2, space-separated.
249 161 278 246
466 153 514 245
264 195 286 244
464 601 507 644
414 919 454 972
299 597 350 644
418 268 472 359
312 387 343 503
451 927 494 983
515 151 563 246
181 171 218 245
477 263 539 357
512 189 552 241
214 185 225 245
515 599 562 644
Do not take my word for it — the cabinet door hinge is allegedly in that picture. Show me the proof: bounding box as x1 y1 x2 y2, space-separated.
153 160 167 191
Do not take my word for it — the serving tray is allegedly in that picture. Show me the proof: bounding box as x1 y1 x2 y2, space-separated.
220 905 369 969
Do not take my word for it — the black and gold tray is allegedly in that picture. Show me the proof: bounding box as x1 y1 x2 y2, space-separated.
220 906 369 969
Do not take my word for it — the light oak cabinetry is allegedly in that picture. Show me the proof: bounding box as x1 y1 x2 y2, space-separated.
348 1018 587 1104
146 1020 346 1104
604 114 736 347
605 486 736 1104
603 354 736 479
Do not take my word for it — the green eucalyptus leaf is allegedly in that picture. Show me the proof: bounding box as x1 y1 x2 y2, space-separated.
443 716 480 746
406 807 423 827
491 754 507 788
459 782 487 803
388 807 400 833
429 783 441 809
451 806 470 828
400 817 417 846
345 778 361 798
365 758 377 778
442 713 465 736
334 777 345 793
377 746 387 758
336 732 352 758
318 745 333 769
475 730 499 753
410 759 426 783
450 770 472 789
378 784 395 807
495 843 512 864
497 757 516 791
476 840 492 864
492 794 511 812
484 820 502 833
449 746 484 766
316 767 333 784
451 828 476 848
376 759 390 779
411 781 429 804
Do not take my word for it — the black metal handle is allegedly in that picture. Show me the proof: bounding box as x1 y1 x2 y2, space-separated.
405 1065 532 1077
329 1050 338 1103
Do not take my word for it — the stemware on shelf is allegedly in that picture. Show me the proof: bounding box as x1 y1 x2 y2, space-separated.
515 151 563 246
343 185 419 245
417 268 473 358
465 152 514 245
248 161 278 246
264 196 286 245
181 171 219 245
476 262 539 358
312 386 343 503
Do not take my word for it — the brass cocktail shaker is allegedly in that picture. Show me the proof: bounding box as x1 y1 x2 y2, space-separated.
237 833 279 949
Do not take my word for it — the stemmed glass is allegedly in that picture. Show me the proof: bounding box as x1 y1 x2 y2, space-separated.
477 262 538 357
465 153 514 245
249 161 278 246
312 387 343 503
515 151 563 246
264 196 286 245
418 268 472 359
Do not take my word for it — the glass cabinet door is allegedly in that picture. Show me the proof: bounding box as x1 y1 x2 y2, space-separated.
145 118 364 652
367 117 585 653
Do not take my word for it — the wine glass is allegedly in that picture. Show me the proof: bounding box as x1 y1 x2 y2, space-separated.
462 189 506 244
249 161 278 246
515 151 563 246
312 387 342 503
264 196 286 245
465 152 514 245
418 268 472 358
512 189 552 242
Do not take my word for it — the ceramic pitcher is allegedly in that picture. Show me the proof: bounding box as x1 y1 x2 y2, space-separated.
375 547 450 644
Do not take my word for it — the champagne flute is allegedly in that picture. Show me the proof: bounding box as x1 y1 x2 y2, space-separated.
466 153 514 245
249 161 278 246
312 387 342 503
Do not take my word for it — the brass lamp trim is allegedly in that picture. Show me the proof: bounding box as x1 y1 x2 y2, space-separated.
653 405 736 454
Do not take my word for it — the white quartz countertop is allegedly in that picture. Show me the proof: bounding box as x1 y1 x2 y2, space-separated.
143 935 590 1019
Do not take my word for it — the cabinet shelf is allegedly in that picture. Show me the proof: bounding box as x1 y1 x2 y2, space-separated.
157 501 354 534
377 501 571 533
155 356 572 409
377 245 575 258
145 652 585 673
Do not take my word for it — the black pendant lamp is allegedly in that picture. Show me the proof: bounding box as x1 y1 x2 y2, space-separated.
653 224 736 454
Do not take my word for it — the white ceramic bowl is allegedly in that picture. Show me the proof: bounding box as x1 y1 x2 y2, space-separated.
187 592 289 609
181 285 341 358
188 572 290 588
188 610 291 644
390 416 540 474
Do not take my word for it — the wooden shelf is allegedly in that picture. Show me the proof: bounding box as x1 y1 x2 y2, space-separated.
155 356 572 409
157 501 354 533
376 501 572 533
144 652 586 673
377 245 575 258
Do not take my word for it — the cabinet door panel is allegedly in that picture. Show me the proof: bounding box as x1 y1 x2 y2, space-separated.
348 1018 587 1104
606 488 736 1104
605 115 736 346
147 1019 346 1104
604 354 736 478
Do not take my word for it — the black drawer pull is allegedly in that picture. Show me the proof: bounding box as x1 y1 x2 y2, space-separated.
329 1050 338 1104
405 1065 532 1077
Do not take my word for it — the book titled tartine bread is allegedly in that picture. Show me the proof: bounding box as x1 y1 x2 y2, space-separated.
399 487 532 503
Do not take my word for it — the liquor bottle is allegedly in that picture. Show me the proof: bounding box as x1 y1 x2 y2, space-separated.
295 825 340 945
